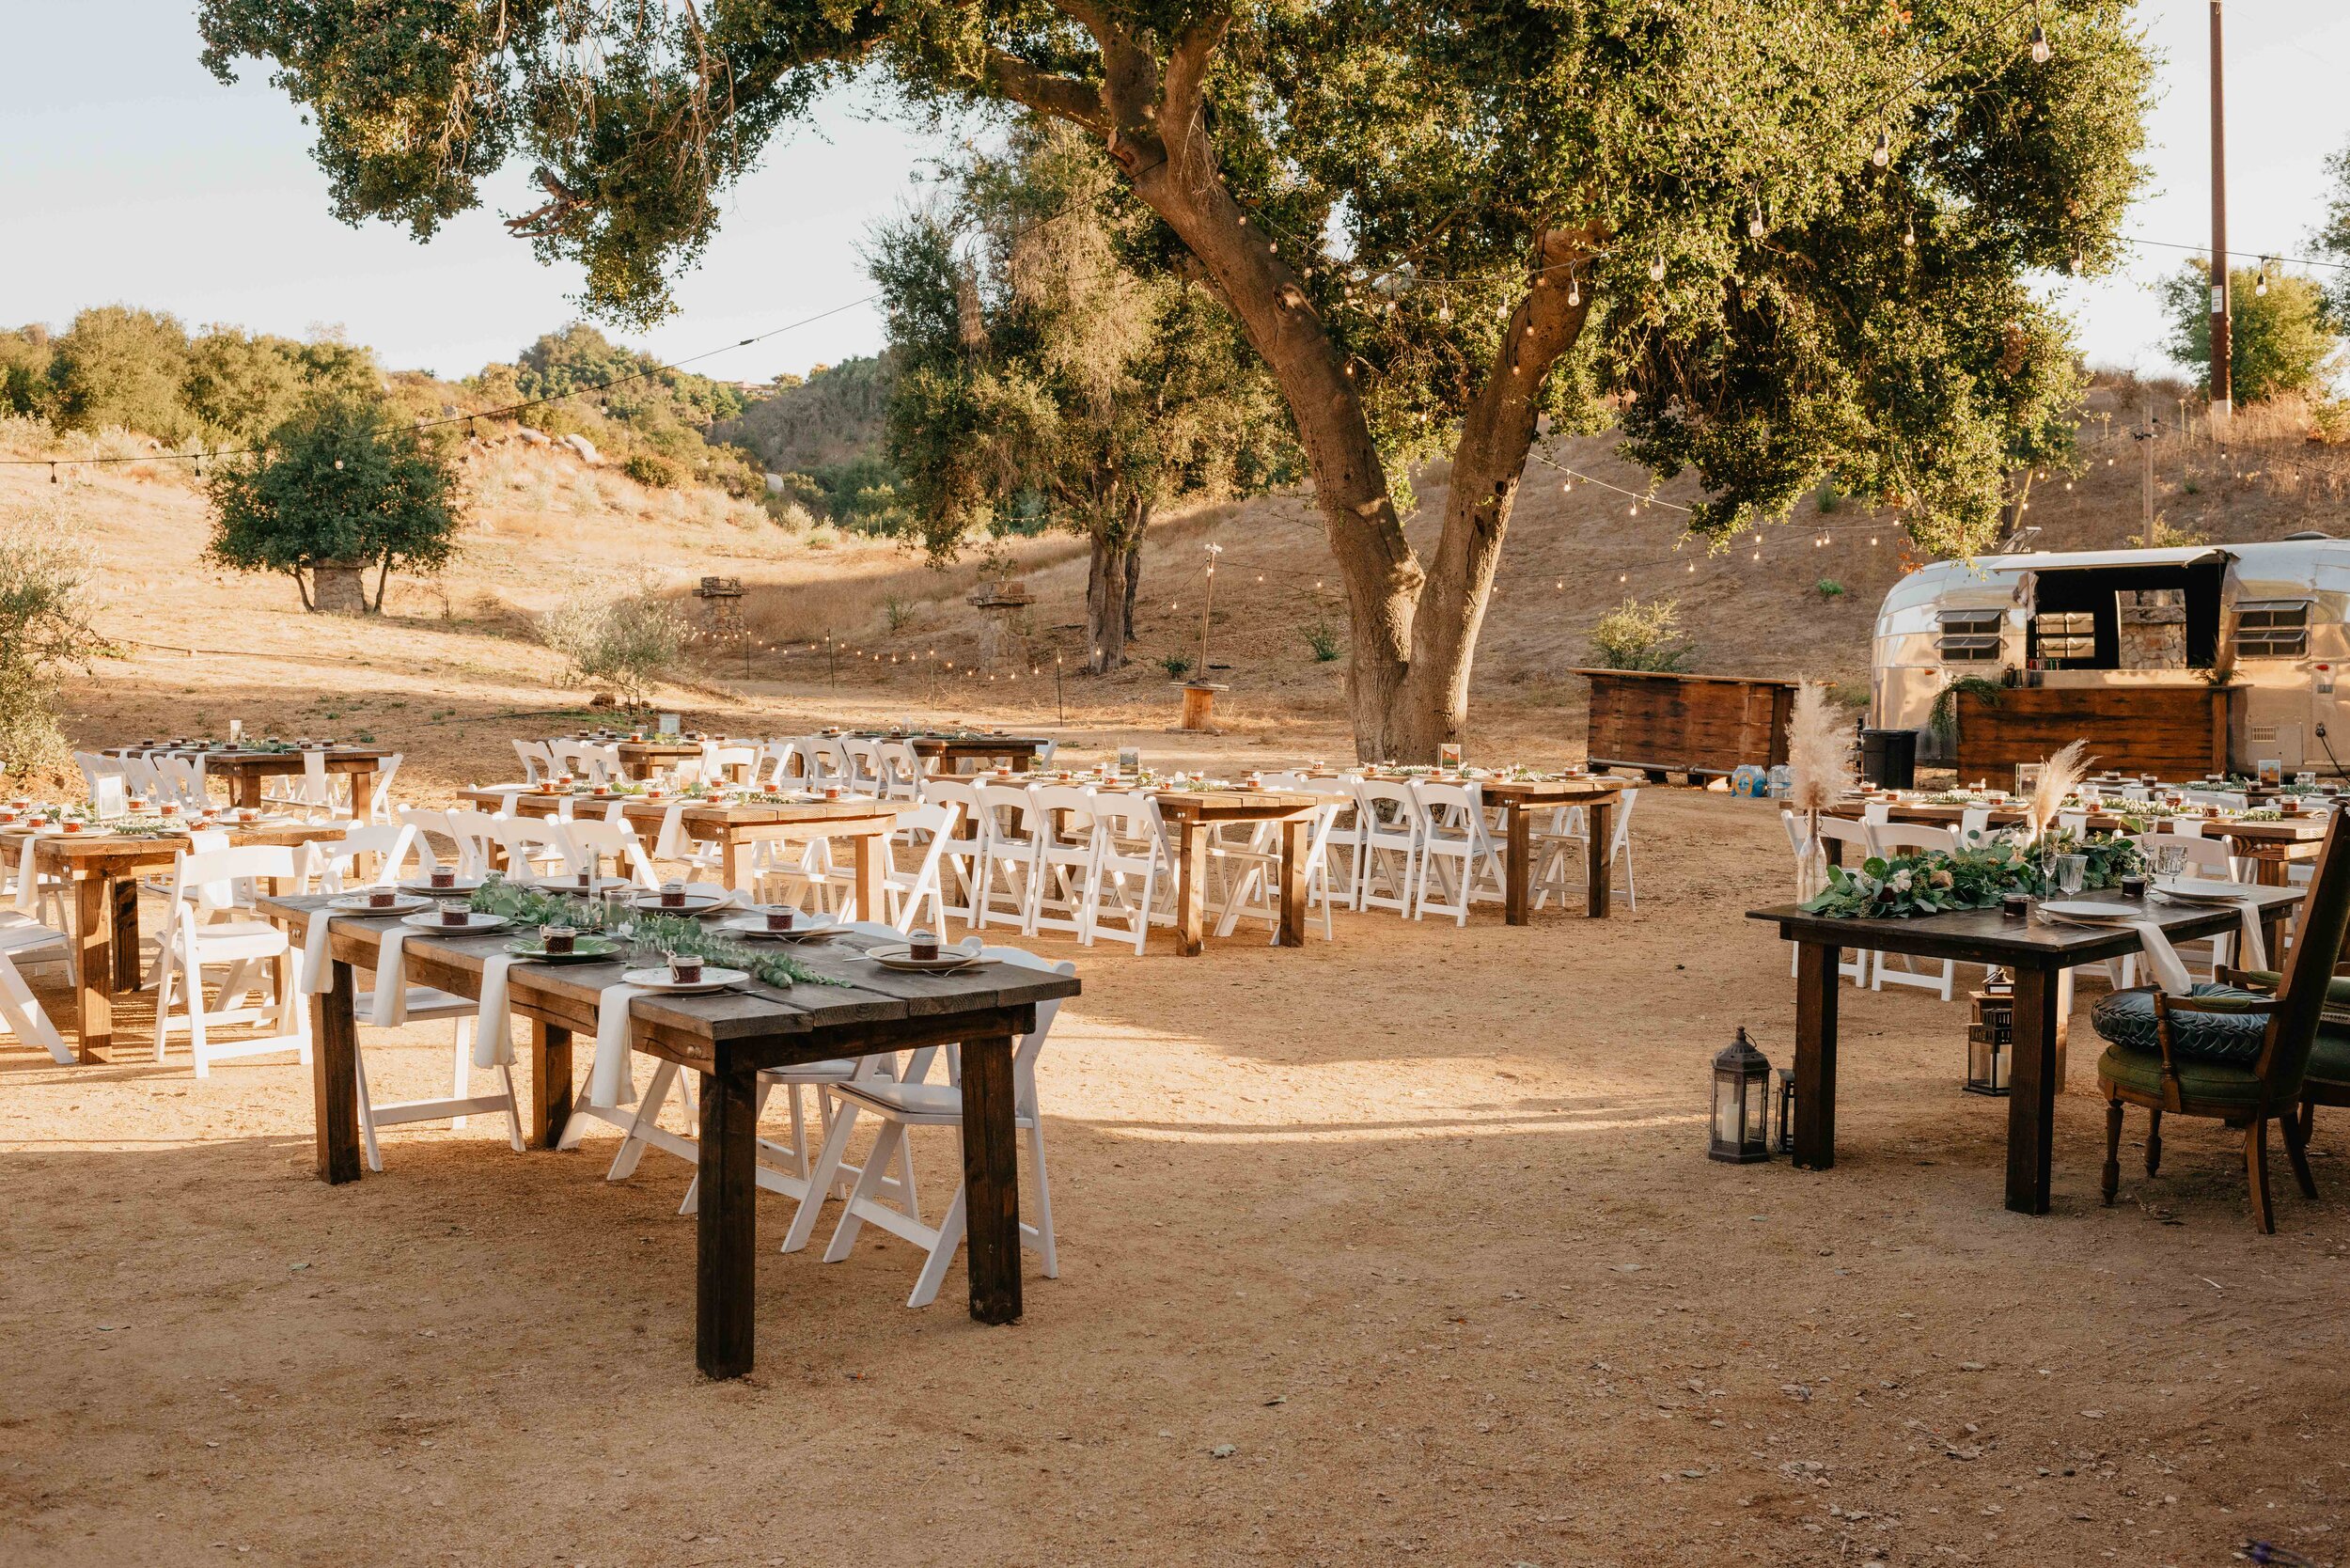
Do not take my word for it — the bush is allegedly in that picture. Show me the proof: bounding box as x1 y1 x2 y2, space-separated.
623 450 682 489
0 499 100 771
1303 619 1342 662
539 578 689 711
1815 577 1846 601
1160 652 1195 680
1587 597 1696 671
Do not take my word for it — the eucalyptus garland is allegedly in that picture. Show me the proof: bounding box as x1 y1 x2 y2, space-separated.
465 875 838 989
1801 830 2148 920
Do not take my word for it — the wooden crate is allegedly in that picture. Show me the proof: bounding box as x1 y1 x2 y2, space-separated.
1575 668 1798 780
1951 682 2240 781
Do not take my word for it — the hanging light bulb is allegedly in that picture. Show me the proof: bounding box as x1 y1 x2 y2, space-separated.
1567 277 1581 306
1649 256 1667 283
1872 130 1891 168
1748 196 1766 241
2255 259 2270 297
2029 21 2051 63
1903 218 1916 249
2070 250 2084 275
1436 302 1452 322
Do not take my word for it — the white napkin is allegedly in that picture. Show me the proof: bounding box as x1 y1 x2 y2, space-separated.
587 980 647 1108
2223 896 2271 973
299 902 336 992
13 836 37 914
2123 919 2196 996
491 788 523 816
474 952 515 1067
369 925 414 1026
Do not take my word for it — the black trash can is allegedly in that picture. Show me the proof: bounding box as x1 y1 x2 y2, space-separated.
1858 727 1919 790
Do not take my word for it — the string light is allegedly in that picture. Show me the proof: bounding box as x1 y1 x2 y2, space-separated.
2029 20 2052 64
1872 129 1891 168
2255 259 2270 297
1648 257 1666 283
1747 196 1767 241
1902 217 1916 249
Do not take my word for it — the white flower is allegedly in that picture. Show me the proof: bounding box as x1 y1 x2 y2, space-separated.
1890 870 1915 892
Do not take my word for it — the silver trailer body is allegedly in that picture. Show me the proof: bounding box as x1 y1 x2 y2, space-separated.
1869 540 2350 773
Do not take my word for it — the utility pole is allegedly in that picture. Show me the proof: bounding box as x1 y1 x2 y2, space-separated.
2138 402 2157 533
2208 0 2232 425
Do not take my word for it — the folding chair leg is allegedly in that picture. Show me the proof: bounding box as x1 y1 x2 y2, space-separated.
354 1043 384 1174
822 1120 907 1262
449 1018 473 1129
1026 1121 1058 1278
0 956 71 1064
905 1183 966 1309
606 1059 681 1182
781 1100 861 1253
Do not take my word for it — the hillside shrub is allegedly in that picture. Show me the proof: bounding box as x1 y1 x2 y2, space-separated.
1588 597 1697 672
624 450 682 489
0 500 100 771
539 578 688 711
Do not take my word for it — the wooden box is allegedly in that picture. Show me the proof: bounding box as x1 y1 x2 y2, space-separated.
1951 682 2241 781
1575 668 1798 781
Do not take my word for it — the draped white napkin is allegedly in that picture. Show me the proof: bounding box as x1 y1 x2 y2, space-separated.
651 800 692 861
473 951 516 1067
368 925 415 1026
2122 895 2269 996
13 835 37 914
588 981 647 1107
298 902 335 992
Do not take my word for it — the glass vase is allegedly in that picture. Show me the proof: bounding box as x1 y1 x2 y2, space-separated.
1794 812 1831 902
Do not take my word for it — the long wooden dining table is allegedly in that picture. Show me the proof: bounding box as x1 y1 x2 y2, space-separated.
260 892 1081 1378
1747 884 2303 1215
109 745 395 811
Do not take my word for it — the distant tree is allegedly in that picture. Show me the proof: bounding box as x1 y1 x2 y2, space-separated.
870 118 1292 670
1588 598 1696 673
2159 261 2341 406
49 306 194 442
0 498 101 771
204 395 463 614
537 577 689 711
0 326 56 421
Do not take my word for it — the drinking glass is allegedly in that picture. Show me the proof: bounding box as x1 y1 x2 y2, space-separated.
2154 843 2188 884
2054 854 2088 897
2297 771 2318 789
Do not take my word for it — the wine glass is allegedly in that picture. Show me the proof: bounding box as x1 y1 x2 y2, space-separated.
2055 854 2088 897
2154 843 2188 885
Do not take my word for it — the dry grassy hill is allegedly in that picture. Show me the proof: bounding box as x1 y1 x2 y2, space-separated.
11 370 2348 790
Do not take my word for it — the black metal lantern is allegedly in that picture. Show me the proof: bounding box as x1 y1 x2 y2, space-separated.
1772 1066 1797 1156
1709 1028 1774 1164
1966 968 2014 1097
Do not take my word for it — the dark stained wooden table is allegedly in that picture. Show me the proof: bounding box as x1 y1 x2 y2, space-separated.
1747 886 2303 1215
6 818 351 1059
261 894 1081 1379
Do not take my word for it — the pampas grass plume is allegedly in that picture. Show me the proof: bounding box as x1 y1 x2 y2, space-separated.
2025 738 2093 840
1785 680 1854 812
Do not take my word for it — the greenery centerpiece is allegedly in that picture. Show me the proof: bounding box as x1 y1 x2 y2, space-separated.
465 875 837 991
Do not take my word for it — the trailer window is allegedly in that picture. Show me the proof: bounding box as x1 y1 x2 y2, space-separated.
2235 600 2310 659
1938 610 2004 662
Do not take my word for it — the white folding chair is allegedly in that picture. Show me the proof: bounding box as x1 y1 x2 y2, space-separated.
556 817 663 889
1080 792 1170 952
304 823 420 894
1532 787 1641 911
1352 778 1423 916
971 782 1043 933
1864 820 1960 999
512 740 556 784
1411 779 1506 924
877 741 924 801
487 813 571 886
920 778 987 931
783 944 1074 1308
840 739 885 797
354 754 402 823
1806 816 1879 985
0 913 71 1063
152 844 309 1075
879 801 957 934
1028 784 1097 936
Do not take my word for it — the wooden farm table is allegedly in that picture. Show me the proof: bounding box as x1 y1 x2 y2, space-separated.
1747 885 2303 1215
259 894 1080 1378
610 740 712 780
1150 790 1341 954
457 789 905 907
1474 777 1627 922
106 746 394 811
907 734 1050 775
5 818 351 1060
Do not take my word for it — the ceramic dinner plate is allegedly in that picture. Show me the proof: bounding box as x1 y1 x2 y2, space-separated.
620 965 748 995
400 911 509 933
400 878 482 897
2153 879 2254 905
718 916 844 943
328 892 432 915
2036 901 2138 926
864 943 988 974
626 892 730 916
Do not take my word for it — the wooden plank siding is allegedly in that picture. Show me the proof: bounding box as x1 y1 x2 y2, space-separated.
1950 684 2242 782
1576 669 1797 777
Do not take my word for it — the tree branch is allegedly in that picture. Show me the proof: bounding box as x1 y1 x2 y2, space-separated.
983 49 1109 133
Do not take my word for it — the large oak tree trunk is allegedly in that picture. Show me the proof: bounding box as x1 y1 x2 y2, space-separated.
1085 493 1149 673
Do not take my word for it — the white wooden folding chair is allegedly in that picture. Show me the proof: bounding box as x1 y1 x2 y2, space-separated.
556 817 663 889
0 913 71 1063
879 801 957 934
512 740 556 784
971 781 1044 933
783 944 1074 1308
1352 778 1423 916
153 844 309 1075
1804 815 1878 984
877 741 924 801
919 777 986 931
1411 779 1505 924
1864 820 1960 999
1080 792 1170 952
1028 784 1097 936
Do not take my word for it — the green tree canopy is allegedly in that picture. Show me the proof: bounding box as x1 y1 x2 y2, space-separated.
205 394 464 614
2159 261 2340 408
198 0 2151 758
872 118 1292 667
50 306 196 443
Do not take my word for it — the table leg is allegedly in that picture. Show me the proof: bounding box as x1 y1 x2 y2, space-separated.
528 1021 572 1150
72 875 112 1062
2005 965 2061 1215
1585 799 1615 918
234 774 262 810
1793 940 1839 1169
1277 818 1309 948
1175 821 1206 957
1504 803 1531 925
310 956 362 1184
350 768 378 822
109 875 140 991
719 835 742 895
962 1027 1024 1325
695 1047 760 1379
853 828 884 925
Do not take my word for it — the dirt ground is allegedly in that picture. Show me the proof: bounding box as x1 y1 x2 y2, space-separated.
6 708 2349 1568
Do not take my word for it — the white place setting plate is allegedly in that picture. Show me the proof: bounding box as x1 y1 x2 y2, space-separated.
2151 878 2255 906
864 942 990 974
2036 901 2139 927
718 914 845 943
625 891 731 916
400 910 510 933
620 964 749 995
327 892 433 915
400 878 483 897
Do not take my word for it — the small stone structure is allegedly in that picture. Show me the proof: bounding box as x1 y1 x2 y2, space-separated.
966 580 1033 673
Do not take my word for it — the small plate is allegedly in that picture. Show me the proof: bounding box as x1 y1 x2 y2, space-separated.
400 878 483 897
2153 878 2254 906
400 911 510 933
626 892 730 916
620 965 748 995
508 935 621 964
2037 901 2138 926
328 892 432 915
719 916 844 943
545 876 637 899
864 943 988 974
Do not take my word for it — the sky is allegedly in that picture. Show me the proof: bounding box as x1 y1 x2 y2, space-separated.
2 2 2347 385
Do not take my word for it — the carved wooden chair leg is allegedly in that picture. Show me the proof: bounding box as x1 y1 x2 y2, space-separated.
2280 1106 2321 1201
2144 1107 2163 1177
2102 1100 2123 1206
2245 1120 2276 1234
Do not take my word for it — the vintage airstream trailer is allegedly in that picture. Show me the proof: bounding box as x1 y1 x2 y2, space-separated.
1869 538 2350 777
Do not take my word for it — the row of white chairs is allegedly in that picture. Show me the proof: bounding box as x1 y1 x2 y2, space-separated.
77 747 403 823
